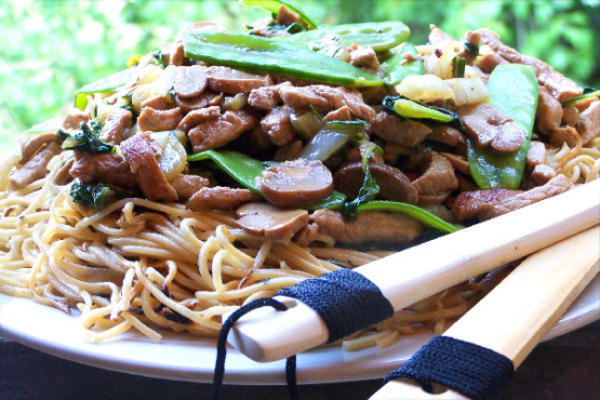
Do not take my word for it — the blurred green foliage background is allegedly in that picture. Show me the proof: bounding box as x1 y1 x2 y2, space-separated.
1 0 598 152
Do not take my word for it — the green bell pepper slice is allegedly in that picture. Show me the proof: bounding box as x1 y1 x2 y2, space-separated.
239 0 317 30
74 68 133 110
382 42 424 85
467 64 539 189
183 31 382 88
357 201 461 233
280 21 410 52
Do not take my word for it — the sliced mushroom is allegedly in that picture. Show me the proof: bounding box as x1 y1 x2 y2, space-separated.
174 66 208 99
258 159 333 207
236 203 309 242
334 161 419 204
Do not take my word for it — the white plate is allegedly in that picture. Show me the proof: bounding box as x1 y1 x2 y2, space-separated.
0 274 598 385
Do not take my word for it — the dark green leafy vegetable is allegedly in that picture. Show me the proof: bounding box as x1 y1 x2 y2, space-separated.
382 42 424 86
280 21 410 52
340 140 382 220
183 31 382 88
298 120 365 161
152 50 166 67
467 64 539 189
463 40 479 57
382 96 464 130
357 201 461 233
74 68 133 110
562 88 599 106
188 150 269 194
25 118 61 135
452 56 466 78
57 121 115 153
70 180 115 211
303 190 347 211
239 0 317 30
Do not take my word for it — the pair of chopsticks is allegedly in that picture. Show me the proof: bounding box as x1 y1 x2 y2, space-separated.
371 225 599 399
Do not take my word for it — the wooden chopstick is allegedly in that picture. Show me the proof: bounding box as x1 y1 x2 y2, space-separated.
228 180 599 362
370 225 600 400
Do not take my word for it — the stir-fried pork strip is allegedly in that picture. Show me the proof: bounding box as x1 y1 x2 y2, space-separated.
412 152 459 204
120 133 178 201
188 109 257 152
576 101 600 145
70 152 137 191
171 174 209 200
371 112 432 147
175 91 224 112
452 174 571 220
62 110 90 130
177 106 221 132
530 164 557 186
100 108 132 144
310 209 422 244
348 45 380 71
526 141 547 168
476 29 583 102
19 133 58 164
323 106 352 122
260 106 296 146
10 141 62 190
248 82 292 110
459 103 525 153
187 187 257 211
138 106 184 132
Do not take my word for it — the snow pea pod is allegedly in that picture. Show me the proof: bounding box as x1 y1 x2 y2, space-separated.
382 42 424 85
239 0 317 30
74 68 133 110
183 31 382 88
467 64 539 189
357 201 461 233
280 21 410 52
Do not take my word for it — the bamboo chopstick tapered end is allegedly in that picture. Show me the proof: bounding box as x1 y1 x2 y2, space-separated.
370 380 469 400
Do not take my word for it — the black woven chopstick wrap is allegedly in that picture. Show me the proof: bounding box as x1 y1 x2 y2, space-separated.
385 335 515 400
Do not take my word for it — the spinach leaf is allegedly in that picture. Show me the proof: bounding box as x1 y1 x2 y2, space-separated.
70 180 115 210
58 121 115 154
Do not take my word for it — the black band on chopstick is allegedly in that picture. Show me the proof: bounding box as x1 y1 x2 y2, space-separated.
276 268 394 342
385 335 514 400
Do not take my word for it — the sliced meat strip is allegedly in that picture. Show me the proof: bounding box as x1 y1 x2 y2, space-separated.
412 152 458 204
530 164 557 186
173 65 207 99
293 222 320 247
526 141 547 169
562 105 579 127
536 86 563 135
236 203 308 242
280 84 376 123
475 52 507 74
188 187 257 211
427 125 467 148
334 161 419 204
177 106 221 132
452 174 571 220
54 157 74 185
323 106 352 122
188 110 257 152
20 133 58 164
348 45 380 71
575 101 600 145
175 92 224 113
440 152 470 175
62 110 90 130
260 106 295 146
310 209 422 244
137 107 184 132
549 126 580 147
120 133 177 201
258 159 333 207
206 66 271 94
277 4 301 25
371 112 432 147
161 41 185 67
248 82 292 110
100 108 132 144
459 103 525 153
170 174 209 200
476 29 583 102
10 141 61 190
70 152 137 191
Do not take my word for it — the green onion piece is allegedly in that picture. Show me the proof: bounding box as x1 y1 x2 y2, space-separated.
463 40 479 57
562 89 600 106
382 96 453 122
452 56 466 78
357 200 461 233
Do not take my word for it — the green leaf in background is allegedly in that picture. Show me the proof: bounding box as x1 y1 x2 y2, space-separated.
467 64 539 189
183 31 382 88
239 0 318 29
280 21 410 52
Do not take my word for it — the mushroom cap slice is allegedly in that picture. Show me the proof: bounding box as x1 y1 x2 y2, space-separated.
236 203 309 242
257 159 333 208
